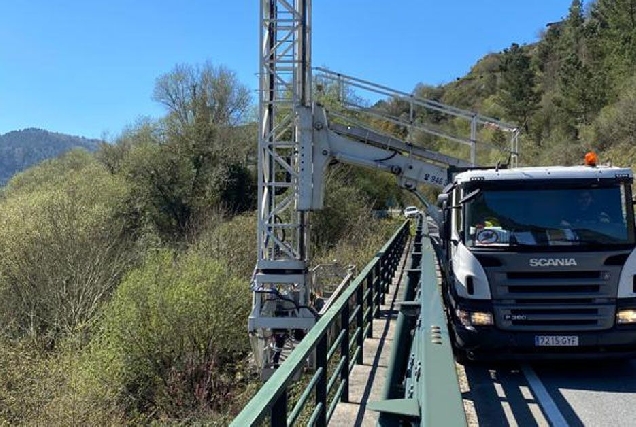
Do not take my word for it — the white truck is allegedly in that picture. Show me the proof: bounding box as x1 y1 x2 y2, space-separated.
436 154 636 362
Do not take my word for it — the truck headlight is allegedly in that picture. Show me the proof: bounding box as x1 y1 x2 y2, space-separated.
471 311 494 326
456 309 494 327
616 309 636 324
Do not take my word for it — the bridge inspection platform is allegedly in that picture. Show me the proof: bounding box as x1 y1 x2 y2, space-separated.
232 218 469 426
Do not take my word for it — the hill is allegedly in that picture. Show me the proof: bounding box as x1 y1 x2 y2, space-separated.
0 128 101 185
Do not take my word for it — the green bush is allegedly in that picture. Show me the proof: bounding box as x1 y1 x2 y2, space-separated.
0 337 127 426
0 339 52 424
311 166 374 250
80 249 252 421
194 212 257 281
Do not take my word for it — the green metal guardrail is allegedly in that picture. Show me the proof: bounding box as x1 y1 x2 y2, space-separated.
369 215 466 426
231 221 409 427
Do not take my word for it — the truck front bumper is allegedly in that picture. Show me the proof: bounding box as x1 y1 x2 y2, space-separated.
451 298 636 361
453 325 636 361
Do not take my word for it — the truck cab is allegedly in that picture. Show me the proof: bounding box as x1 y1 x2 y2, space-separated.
438 162 636 361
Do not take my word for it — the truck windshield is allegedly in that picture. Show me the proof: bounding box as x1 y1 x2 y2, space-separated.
464 185 635 248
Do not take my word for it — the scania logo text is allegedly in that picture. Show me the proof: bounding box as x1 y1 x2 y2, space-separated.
529 258 577 267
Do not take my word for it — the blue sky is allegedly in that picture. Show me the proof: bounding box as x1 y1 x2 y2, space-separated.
0 1 577 140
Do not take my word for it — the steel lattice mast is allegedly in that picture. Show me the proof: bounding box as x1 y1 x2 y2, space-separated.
249 0 315 377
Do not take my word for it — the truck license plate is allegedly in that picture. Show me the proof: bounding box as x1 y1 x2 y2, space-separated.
535 335 579 346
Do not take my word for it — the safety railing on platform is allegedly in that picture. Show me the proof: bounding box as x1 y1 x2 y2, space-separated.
313 67 520 167
231 221 410 426
369 215 466 426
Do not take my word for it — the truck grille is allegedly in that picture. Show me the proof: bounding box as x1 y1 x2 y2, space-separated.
508 285 599 293
490 269 618 331
496 303 614 331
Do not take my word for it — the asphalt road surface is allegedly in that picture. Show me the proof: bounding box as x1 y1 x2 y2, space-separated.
460 358 636 426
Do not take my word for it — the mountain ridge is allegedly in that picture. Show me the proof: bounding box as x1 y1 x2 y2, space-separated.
0 127 102 186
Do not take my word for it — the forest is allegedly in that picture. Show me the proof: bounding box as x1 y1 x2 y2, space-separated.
1 0 636 424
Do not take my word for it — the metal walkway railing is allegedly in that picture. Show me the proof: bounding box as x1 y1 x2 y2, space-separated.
231 217 466 426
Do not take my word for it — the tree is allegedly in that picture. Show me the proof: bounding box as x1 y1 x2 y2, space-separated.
590 0 636 93
153 61 252 130
592 75 636 152
369 97 410 139
101 62 257 244
497 43 540 133
0 151 136 344
555 53 598 136
96 118 163 175
413 83 447 125
526 0 610 149
535 21 563 92
113 128 256 243
550 0 606 138
563 0 585 50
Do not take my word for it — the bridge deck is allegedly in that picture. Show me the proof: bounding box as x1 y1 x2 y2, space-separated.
328 236 410 426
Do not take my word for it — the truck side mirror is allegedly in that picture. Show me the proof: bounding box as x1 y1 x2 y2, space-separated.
437 193 449 208
438 206 450 241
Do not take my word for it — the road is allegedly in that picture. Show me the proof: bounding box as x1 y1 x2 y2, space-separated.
460 358 636 426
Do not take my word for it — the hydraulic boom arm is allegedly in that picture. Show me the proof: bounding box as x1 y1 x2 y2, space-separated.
302 104 451 213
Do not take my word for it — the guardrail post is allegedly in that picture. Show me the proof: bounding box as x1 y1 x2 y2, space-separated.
388 234 400 277
341 297 350 402
366 272 374 337
387 249 394 290
316 334 328 426
356 282 364 363
379 257 387 305
271 390 288 427
374 262 382 316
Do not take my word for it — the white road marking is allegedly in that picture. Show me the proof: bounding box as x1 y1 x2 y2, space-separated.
522 364 569 427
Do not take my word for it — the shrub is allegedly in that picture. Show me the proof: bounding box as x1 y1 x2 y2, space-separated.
80 249 252 421
0 151 135 344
